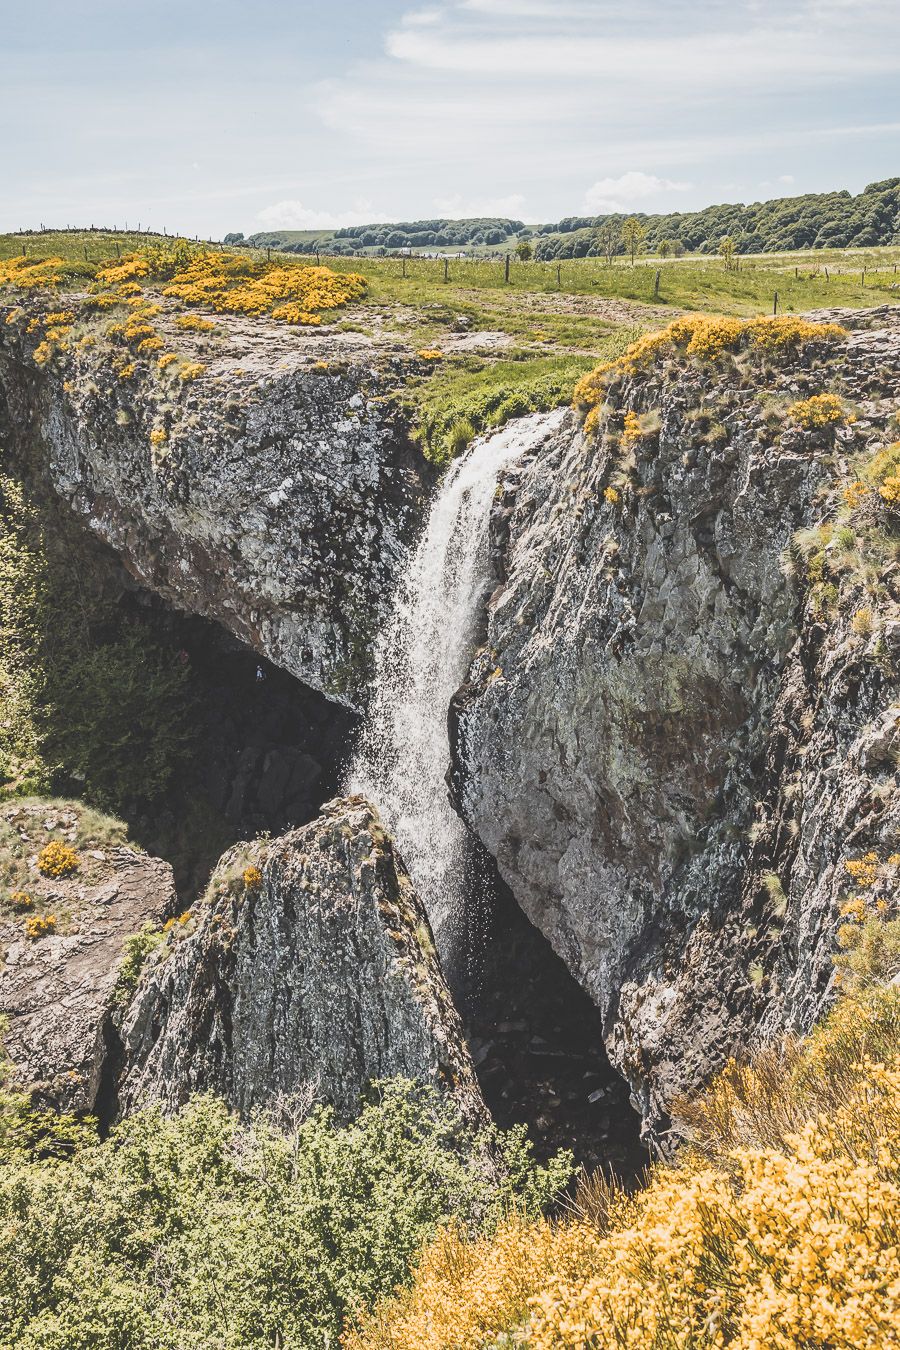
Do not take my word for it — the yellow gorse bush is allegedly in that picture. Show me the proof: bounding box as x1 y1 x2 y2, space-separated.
0 256 66 290
573 314 847 435
787 392 849 428
25 913 57 940
351 988 900 1350
36 841 79 877
526 1104 900 1350
160 251 366 324
95 256 151 286
242 864 263 892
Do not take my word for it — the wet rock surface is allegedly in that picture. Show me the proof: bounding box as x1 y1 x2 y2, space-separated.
116 797 484 1123
454 308 900 1145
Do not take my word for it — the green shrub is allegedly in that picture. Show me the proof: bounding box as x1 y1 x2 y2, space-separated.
0 471 197 809
0 1081 571 1350
113 921 167 1004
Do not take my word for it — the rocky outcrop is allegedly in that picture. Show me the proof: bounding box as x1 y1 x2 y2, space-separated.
0 302 427 707
116 797 482 1122
453 309 900 1144
0 799 175 1114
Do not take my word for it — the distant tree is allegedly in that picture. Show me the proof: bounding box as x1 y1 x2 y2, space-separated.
515 240 533 261
657 238 672 257
621 216 646 265
223 232 244 245
594 219 620 265
719 234 737 270
670 238 686 257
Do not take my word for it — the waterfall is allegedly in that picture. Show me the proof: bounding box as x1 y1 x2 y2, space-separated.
347 410 562 954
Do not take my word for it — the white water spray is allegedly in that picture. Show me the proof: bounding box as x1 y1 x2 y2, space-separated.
348 412 561 952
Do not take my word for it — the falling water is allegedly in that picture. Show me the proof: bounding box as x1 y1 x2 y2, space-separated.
348 411 562 956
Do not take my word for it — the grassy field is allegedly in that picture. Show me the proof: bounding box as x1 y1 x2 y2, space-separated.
4 229 900 319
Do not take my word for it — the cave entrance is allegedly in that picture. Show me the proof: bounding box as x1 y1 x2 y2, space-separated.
458 850 648 1178
113 604 360 897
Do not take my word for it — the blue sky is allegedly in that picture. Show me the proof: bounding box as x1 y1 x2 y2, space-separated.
2 0 899 235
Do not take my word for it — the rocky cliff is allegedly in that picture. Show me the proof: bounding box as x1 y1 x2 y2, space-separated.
116 797 482 1122
0 798 175 1115
453 308 900 1143
0 300 426 707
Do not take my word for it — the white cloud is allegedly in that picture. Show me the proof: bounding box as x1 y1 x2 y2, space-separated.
255 200 378 229
583 171 691 213
431 192 527 217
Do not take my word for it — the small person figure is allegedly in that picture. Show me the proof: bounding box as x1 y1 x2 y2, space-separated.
255 664 266 683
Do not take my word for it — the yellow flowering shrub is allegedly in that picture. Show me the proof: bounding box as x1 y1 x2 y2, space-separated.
351 986 900 1350
787 392 849 428
621 410 642 445
8 890 34 912
270 303 321 326
603 486 620 505
526 1111 900 1350
137 336 164 353
573 315 847 436
157 352 178 370
0 256 65 290
416 349 444 361
117 362 136 380
174 313 218 332
25 913 57 940
845 851 879 887
37 841 80 877
843 479 871 509
242 865 263 891
345 1216 601 1350
160 251 366 323
178 361 205 382
149 427 168 446
95 256 151 286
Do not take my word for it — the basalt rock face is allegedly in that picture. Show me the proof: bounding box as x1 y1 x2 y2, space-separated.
454 308 900 1145
0 304 426 708
116 797 483 1122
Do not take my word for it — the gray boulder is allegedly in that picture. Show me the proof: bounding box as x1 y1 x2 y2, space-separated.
116 797 483 1121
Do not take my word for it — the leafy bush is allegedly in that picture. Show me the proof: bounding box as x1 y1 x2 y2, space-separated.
0 1081 570 1350
0 473 197 809
112 921 167 1004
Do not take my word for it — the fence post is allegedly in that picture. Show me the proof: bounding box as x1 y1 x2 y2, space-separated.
773 291 779 315
504 254 510 283
444 258 449 282
654 269 661 298
824 267 828 282
557 264 562 289
316 251 320 266
402 257 407 278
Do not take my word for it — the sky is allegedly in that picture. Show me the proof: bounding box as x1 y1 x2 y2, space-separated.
2 0 899 237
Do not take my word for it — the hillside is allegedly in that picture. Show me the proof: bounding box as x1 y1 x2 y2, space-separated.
240 178 900 260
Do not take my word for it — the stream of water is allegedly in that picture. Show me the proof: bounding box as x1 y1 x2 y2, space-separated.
347 412 560 953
